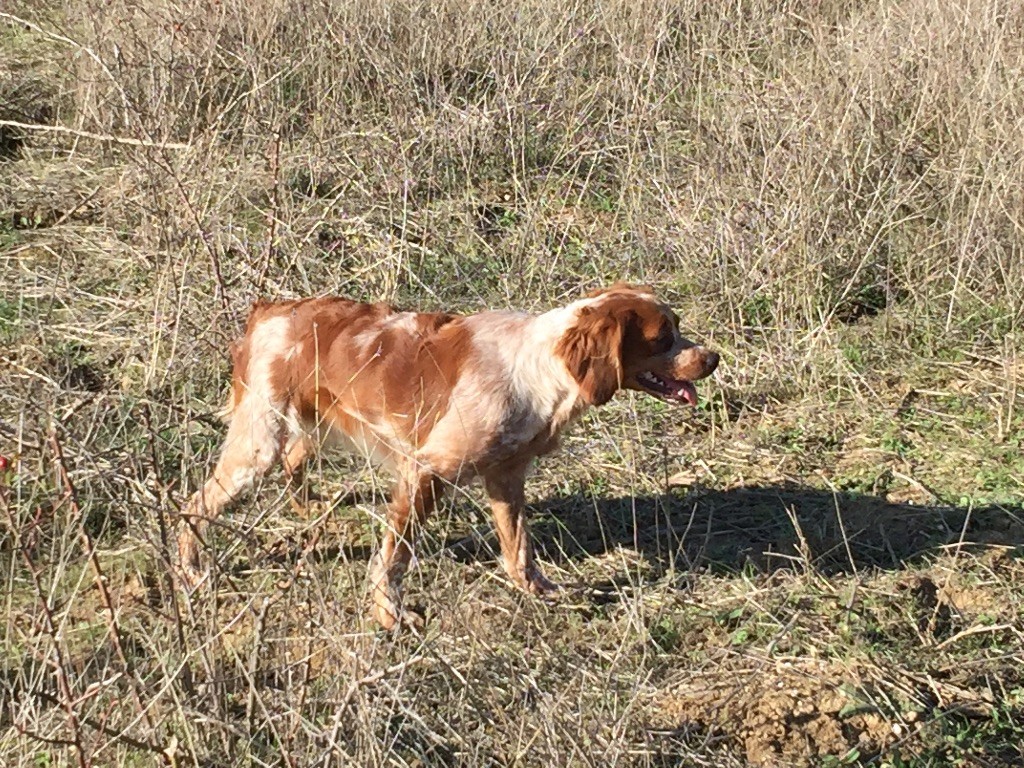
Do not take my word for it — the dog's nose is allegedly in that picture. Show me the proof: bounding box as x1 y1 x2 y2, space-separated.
704 350 720 374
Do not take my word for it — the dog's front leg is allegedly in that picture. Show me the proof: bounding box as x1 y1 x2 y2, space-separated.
484 464 559 597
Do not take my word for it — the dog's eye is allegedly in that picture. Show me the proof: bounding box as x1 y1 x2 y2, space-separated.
654 327 674 353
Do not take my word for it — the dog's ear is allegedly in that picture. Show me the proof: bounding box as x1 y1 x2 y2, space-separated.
555 306 629 406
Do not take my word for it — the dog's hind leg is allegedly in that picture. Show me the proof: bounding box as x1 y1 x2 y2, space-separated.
281 434 320 517
368 466 445 629
178 391 286 587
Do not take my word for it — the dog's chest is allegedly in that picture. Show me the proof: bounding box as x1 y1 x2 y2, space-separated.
486 393 577 462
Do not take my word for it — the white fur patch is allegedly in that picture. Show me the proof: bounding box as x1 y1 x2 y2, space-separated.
223 316 292 467
411 307 584 469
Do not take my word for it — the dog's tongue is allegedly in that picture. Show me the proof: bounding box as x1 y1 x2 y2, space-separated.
676 379 698 406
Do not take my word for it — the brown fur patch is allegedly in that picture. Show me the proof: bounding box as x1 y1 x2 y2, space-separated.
554 305 626 406
555 294 676 405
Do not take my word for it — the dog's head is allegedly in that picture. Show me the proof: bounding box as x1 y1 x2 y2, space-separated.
556 284 719 406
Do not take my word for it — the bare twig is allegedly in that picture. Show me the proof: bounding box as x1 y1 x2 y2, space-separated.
48 430 167 763
1 477 90 767
0 119 191 150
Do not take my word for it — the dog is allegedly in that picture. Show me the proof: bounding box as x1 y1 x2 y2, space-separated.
177 283 719 628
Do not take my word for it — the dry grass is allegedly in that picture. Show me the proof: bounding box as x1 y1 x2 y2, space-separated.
2 0 1023 765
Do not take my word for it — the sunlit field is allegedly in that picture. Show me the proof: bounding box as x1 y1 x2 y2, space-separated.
2 1 1023 765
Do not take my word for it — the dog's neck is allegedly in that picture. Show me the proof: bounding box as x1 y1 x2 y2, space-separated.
515 305 590 429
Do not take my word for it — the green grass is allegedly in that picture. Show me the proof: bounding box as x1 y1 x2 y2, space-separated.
2 0 1024 766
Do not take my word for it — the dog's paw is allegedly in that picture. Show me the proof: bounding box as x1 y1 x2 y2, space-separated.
176 528 208 591
522 568 563 599
375 604 425 632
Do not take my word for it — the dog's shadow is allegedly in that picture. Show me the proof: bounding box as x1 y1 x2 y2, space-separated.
445 484 1024 579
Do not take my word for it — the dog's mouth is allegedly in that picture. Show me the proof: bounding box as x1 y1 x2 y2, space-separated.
634 371 699 405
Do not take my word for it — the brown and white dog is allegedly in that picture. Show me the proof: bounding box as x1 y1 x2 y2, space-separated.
178 284 718 628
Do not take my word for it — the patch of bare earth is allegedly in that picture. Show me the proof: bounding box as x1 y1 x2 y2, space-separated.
654 657 894 766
